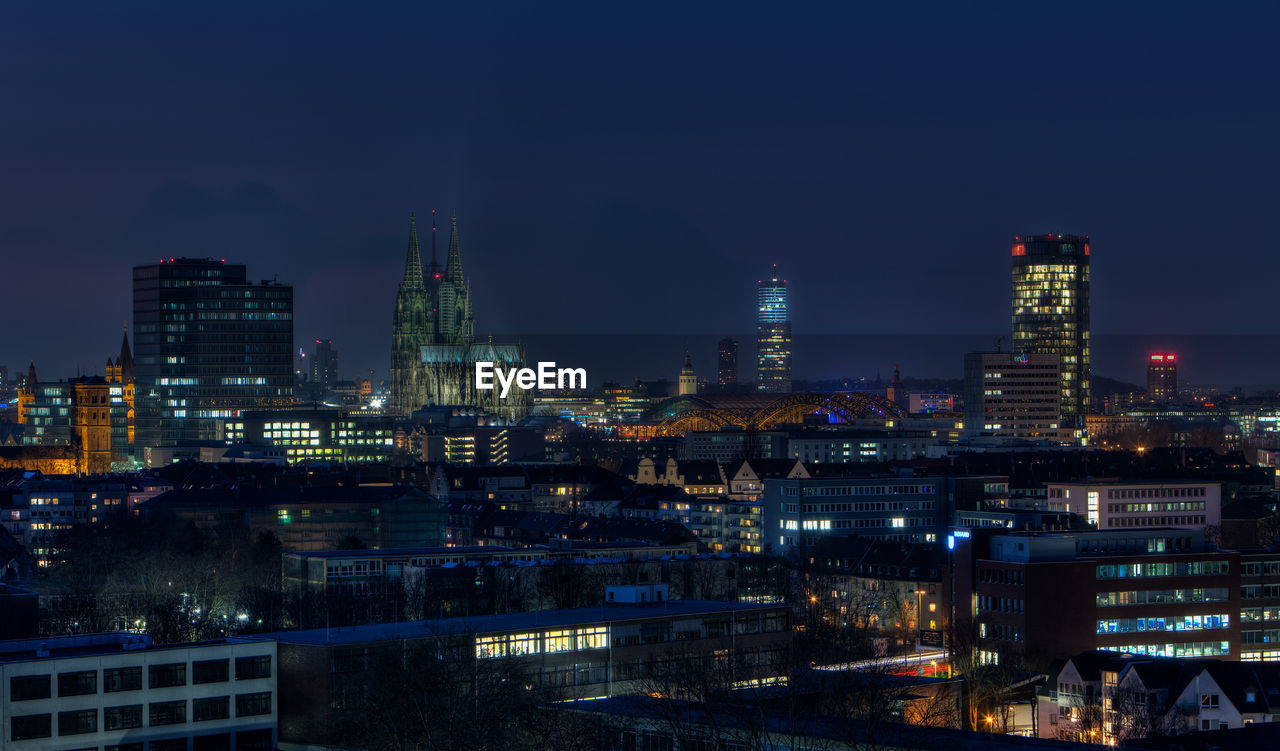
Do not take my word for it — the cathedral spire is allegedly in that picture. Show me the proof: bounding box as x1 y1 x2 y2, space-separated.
119 329 134 382
401 212 425 290
445 212 464 282
427 208 442 278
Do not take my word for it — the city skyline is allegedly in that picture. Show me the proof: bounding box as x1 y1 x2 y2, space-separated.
4 4 1280 747
5 3 1280 380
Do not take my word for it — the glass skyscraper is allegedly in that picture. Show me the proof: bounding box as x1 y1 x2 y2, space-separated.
1011 234 1090 434
133 258 294 449
756 265 791 393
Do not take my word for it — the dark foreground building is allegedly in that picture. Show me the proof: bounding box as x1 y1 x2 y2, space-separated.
262 590 790 750
144 485 447 551
0 633 277 751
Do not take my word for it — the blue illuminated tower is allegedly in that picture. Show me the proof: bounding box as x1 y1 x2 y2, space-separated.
756 265 791 393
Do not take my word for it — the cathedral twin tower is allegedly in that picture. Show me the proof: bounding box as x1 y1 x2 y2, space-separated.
389 211 528 420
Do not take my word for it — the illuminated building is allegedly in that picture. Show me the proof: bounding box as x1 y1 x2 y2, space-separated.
1147 352 1178 401
16 365 68 447
717 337 738 387
952 527 1239 669
909 393 954 414
678 353 697 396
104 331 136 463
14 368 116 475
389 212 528 419
309 338 339 389
1010 234 1090 435
435 426 543 465
756 265 791 393
221 408 394 463
963 351 1070 441
15 477 129 566
1044 480 1220 531
763 473 1001 552
69 377 111 474
132 258 294 449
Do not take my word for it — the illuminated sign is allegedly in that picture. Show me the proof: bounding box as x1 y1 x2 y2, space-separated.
476 361 588 398
1013 353 1028 364
1012 244 1026 256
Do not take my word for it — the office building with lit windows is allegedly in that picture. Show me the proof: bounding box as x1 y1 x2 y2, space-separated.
308 339 338 390
1044 480 1221 532
1147 352 1178 401
132 258 294 450
963 351 1069 441
221 408 394 463
717 338 738 387
762 473 1002 553
0 632 276 751
755 266 791 393
1010 234 1090 436
1238 553 1280 661
951 527 1239 669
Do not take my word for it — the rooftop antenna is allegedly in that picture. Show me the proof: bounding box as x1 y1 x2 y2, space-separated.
995 337 1003 353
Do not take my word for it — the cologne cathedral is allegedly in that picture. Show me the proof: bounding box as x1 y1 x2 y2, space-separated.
390 212 529 420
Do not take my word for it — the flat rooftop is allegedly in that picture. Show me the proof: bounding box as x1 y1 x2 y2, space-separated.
288 545 519 559
0 633 263 665
258 600 784 646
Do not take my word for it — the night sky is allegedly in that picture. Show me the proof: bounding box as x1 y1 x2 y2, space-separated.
4 2 1278 383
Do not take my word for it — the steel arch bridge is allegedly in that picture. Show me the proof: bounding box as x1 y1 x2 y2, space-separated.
652 392 906 435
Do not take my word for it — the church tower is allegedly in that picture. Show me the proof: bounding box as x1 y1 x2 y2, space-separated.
389 211 529 421
886 364 905 409
437 213 475 344
390 214 434 416
678 353 697 396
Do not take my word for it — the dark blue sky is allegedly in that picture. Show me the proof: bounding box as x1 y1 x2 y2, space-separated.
3 1 1278 381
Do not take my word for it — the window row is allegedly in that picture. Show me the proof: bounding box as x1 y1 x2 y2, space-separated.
1095 587 1229 607
10 694 272 741
1096 561 1229 579
9 656 272 701
1096 614 1230 634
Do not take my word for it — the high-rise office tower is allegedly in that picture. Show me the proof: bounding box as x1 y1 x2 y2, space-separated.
1011 234 1090 435
310 339 339 389
132 258 293 449
756 265 791 393
1146 352 1178 401
963 351 1067 441
717 338 738 387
